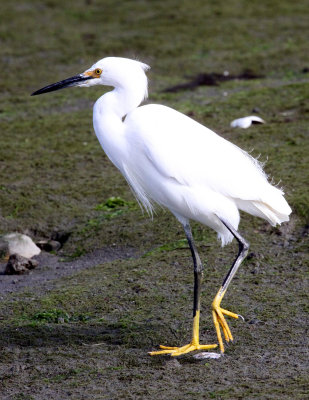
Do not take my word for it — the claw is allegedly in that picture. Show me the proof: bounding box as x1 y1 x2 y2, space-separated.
238 314 245 321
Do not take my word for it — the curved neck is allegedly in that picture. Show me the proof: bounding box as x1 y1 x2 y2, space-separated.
92 73 147 170
100 72 147 119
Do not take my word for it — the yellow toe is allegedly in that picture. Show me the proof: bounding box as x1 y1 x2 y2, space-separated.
149 342 217 356
212 288 240 352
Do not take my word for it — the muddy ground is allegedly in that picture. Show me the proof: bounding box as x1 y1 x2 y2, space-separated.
0 1 308 399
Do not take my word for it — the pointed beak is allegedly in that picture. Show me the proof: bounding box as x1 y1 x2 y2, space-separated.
31 73 94 96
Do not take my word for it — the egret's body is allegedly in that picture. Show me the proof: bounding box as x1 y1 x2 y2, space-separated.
32 57 292 356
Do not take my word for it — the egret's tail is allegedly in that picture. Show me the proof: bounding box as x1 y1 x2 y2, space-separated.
236 187 292 226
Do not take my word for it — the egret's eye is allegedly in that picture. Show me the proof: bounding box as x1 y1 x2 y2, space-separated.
95 68 102 76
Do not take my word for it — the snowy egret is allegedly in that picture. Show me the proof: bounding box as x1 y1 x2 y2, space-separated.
32 57 292 356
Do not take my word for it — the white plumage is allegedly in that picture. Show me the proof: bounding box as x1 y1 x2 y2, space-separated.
90 58 291 246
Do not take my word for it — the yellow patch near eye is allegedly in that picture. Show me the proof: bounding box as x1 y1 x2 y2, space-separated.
84 69 102 78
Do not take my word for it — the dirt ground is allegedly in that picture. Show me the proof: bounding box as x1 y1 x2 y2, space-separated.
0 247 137 295
0 1 308 399
0 223 308 399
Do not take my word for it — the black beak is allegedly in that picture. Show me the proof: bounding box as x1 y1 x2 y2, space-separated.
31 74 93 96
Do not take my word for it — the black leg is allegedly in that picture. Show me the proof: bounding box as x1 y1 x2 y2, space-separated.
212 217 250 352
219 219 249 292
183 222 203 318
149 221 218 355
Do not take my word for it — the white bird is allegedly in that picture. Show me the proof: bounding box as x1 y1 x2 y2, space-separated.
32 57 292 356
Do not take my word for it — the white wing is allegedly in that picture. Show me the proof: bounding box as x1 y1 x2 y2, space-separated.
125 104 269 201
123 104 291 244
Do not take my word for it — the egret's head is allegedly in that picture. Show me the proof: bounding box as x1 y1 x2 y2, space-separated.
31 57 150 96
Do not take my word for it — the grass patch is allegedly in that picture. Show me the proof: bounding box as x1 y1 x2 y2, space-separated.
31 309 91 324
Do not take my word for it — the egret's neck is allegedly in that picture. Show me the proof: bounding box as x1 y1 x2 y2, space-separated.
92 72 148 170
102 78 147 119
93 83 145 171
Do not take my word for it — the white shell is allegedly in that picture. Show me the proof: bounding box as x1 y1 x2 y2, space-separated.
193 352 222 360
230 116 266 129
3 233 41 259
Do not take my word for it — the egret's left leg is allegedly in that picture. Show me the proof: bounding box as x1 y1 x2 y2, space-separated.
212 218 249 353
149 222 217 356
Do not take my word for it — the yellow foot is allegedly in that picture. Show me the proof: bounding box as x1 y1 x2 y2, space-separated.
212 288 240 353
149 342 217 357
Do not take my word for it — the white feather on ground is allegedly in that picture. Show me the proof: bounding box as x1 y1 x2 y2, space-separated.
230 116 266 129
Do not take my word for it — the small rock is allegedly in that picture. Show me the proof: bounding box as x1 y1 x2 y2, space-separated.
2 233 40 258
5 254 39 275
36 240 61 252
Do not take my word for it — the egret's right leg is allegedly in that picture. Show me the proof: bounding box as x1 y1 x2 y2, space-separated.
149 222 217 356
212 218 249 353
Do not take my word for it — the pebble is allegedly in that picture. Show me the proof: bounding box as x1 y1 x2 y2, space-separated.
36 240 61 252
5 254 39 275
